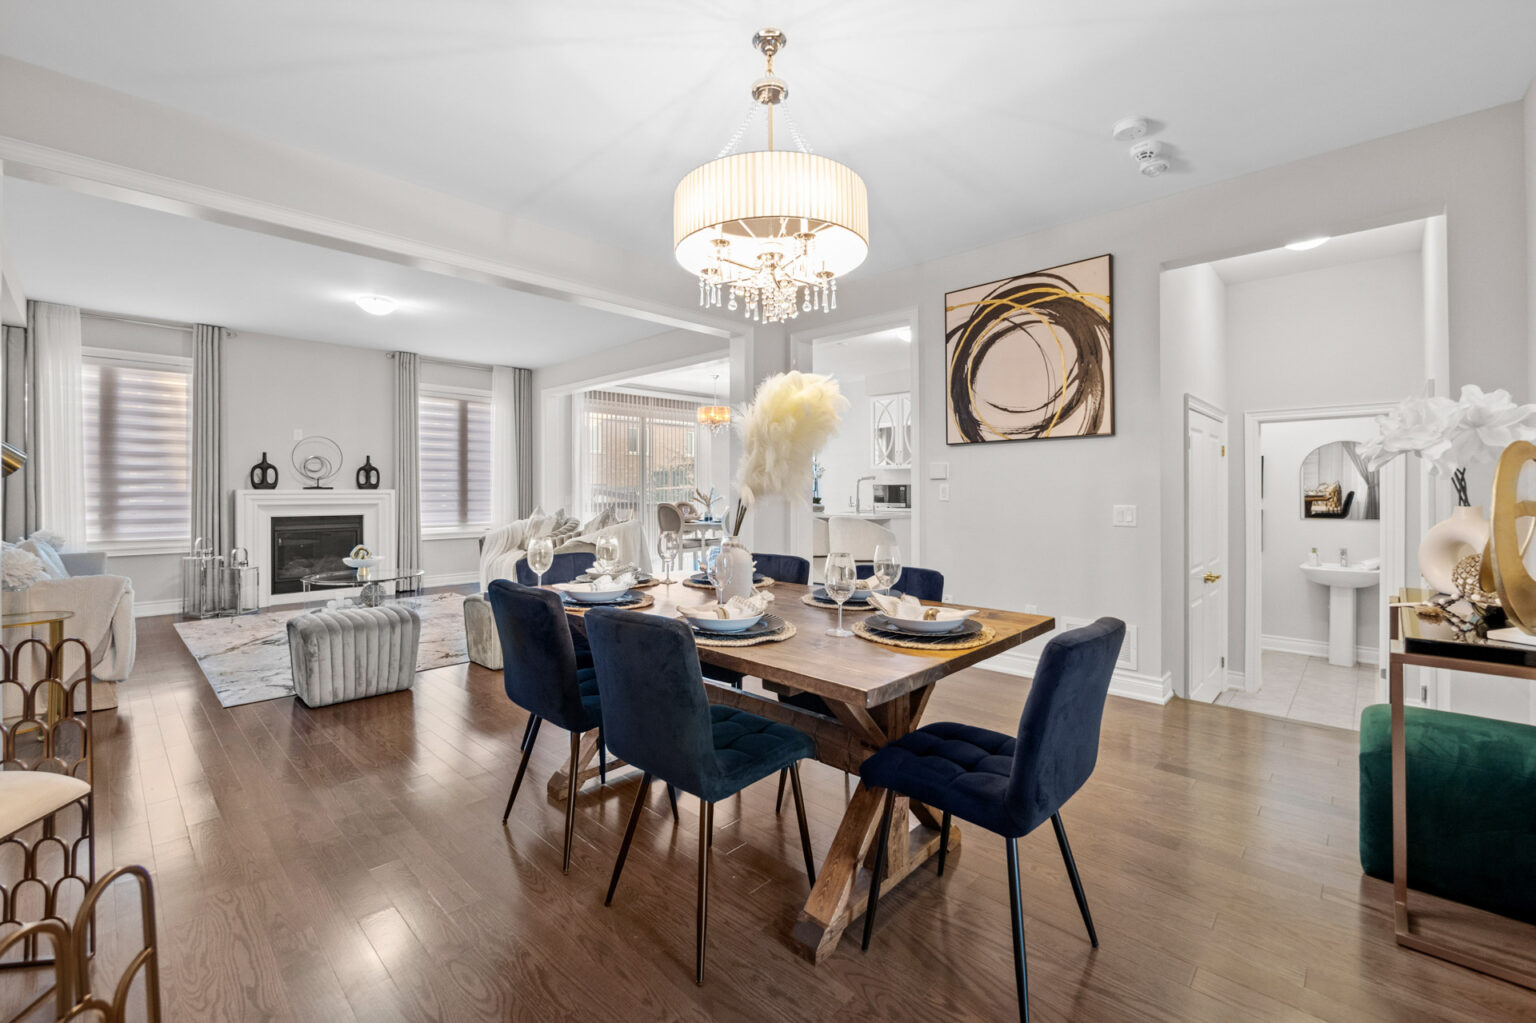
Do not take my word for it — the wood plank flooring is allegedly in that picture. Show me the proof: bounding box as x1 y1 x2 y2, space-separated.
13 605 1536 1021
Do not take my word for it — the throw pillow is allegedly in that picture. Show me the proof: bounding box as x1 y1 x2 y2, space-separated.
579 507 618 534
19 539 68 580
523 506 557 541
546 516 582 549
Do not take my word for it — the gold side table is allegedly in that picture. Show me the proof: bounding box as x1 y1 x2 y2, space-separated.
2 609 76 725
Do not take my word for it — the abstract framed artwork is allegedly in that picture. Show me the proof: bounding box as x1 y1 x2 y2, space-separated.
944 254 1113 445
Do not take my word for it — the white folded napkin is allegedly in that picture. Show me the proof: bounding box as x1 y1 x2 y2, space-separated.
585 572 636 591
678 590 775 620
868 591 975 622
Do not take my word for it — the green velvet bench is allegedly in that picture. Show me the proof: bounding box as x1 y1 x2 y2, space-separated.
1360 704 1536 925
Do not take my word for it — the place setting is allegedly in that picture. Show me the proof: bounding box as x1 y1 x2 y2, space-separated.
550 568 655 613
676 591 795 647
854 591 995 650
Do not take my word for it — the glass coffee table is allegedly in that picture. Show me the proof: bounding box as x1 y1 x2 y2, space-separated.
300 568 425 607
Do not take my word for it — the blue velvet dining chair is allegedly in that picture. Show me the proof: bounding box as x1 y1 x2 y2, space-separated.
857 617 1125 1023
510 551 599 751
584 608 819 986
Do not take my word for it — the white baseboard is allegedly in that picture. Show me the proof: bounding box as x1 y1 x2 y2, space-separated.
134 598 183 619
989 648 1173 705
1261 633 1379 665
1226 670 1248 692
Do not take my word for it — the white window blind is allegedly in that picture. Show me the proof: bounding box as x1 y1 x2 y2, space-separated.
419 390 492 530
82 355 192 546
578 391 699 524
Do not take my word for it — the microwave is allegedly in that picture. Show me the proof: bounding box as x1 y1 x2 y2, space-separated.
873 483 909 508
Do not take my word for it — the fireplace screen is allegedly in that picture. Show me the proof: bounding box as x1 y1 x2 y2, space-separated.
270 515 365 594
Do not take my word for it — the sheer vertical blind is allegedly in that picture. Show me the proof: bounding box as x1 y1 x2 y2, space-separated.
82 354 192 545
419 389 492 530
578 390 698 523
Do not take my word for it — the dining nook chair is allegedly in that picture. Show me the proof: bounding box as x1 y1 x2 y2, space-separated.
584 608 819 985
857 617 1125 1023
657 502 708 570
512 551 598 752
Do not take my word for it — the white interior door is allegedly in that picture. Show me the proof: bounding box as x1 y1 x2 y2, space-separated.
1187 405 1229 701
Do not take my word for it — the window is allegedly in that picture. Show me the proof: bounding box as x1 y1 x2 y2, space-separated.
577 391 700 525
419 388 491 532
82 351 192 547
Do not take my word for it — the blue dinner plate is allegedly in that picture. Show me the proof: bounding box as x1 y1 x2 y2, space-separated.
688 613 784 640
813 587 901 606
560 589 641 606
866 613 981 640
689 572 768 585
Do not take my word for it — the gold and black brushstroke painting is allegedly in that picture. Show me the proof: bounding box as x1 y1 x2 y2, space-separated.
944 254 1113 444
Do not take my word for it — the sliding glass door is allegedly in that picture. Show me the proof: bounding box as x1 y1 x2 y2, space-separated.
577 391 698 538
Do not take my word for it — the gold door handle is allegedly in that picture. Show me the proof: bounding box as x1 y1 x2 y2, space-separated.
1203 572 1222 584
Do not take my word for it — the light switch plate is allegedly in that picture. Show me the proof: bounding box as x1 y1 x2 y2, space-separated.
930 462 950 480
292 428 304 440
1112 505 1137 527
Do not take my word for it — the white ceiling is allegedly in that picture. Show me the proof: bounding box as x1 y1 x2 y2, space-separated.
2 2 1534 279
1209 218 1428 284
2 178 667 366
616 358 731 399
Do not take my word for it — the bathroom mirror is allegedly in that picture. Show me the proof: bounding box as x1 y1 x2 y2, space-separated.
1300 440 1378 520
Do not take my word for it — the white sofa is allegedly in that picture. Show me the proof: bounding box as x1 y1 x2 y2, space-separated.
477 508 651 592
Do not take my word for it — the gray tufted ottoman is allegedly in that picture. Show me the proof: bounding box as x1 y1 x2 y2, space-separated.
462 593 503 670
287 604 421 708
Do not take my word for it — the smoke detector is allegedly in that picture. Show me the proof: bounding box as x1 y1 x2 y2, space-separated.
1128 139 1169 178
1112 116 1149 141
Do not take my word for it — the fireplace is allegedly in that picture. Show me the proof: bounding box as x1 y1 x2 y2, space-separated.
270 515 364 594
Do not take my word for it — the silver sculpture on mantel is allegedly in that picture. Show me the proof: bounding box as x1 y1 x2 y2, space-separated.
291 436 344 489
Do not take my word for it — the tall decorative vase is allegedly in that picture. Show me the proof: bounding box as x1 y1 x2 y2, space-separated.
715 535 757 602
1419 505 1490 595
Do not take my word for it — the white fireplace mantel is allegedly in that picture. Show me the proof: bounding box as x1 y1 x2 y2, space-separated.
233 489 397 607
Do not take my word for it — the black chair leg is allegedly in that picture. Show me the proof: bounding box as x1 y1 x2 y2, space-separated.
666 784 680 822
788 764 816 886
1006 836 1030 1023
775 768 788 814
562 731 581 874
937 811 953 877
696 799 714 986
861 788 896 952
606 773 651 906
502 717 541 823
1051 812 1098 948
598 725 607 787
519 715 535 751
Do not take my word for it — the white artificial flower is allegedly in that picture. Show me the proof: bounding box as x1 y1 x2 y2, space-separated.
1362 395 1458 472
1 544 46 590
1441 385 1536 467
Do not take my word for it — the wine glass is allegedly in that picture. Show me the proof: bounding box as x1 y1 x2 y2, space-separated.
528 535 555 588
706 544 735 605
872 544 903 595
658 530 682 583
594 534 621 574
824 551 857 638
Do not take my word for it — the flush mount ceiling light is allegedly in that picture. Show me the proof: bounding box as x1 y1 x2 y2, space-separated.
1285 237 1331 251
696 373 731 433
674 28 869 324
354 294 398 316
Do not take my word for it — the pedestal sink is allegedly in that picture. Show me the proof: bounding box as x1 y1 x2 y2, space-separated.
1300 563 1381 667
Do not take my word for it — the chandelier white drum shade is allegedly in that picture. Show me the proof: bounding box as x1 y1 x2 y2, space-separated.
674 30 869 324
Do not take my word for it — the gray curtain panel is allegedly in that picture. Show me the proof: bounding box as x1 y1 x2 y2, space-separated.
512 366 533 518
394 351 421 589
192 324 225 554
2 323 36 539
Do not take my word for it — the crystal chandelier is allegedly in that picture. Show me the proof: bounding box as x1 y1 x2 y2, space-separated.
696 373 731 432
674 29 869 324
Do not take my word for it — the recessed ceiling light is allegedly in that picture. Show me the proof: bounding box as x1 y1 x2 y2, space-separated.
354 294 398 316
1285 237 1330 252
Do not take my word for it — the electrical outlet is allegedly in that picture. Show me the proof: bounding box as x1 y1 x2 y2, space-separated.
937 483 951 502
1112 504 1137 527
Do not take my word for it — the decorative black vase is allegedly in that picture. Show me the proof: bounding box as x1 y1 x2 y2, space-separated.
356 456 380 490
249 452 278 489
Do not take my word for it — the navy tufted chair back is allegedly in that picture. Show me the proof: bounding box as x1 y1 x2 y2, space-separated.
487 579 591 731
514 551 596 587
1007 617 1125 834
585 609 720 798
856 564 944 602
751 553 810 585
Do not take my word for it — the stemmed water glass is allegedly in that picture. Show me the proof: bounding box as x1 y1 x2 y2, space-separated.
657 530 681 584
872 544 903 595
824 551 857 638
705 545 735 606
528 535 555 588
594 534 621 575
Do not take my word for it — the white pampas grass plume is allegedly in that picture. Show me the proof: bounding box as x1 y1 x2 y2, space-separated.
2 544 46 590
731 371 848 534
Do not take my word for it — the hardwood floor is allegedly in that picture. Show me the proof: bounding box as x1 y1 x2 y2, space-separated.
20 608 1536 1021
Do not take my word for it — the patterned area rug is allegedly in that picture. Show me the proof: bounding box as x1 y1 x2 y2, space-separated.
173 592 470 708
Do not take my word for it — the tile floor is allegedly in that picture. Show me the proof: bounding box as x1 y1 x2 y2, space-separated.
1213 649 1380 730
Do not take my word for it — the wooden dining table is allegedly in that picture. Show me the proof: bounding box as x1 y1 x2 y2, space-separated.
554 575 1054 963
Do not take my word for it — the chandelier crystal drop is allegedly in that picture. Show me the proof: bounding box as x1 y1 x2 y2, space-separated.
674 29 868 325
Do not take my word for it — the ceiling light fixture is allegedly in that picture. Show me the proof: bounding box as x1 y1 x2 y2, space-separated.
674 28 869 324
354 294 398 316
697 374 731 433
1284 237 1331 252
